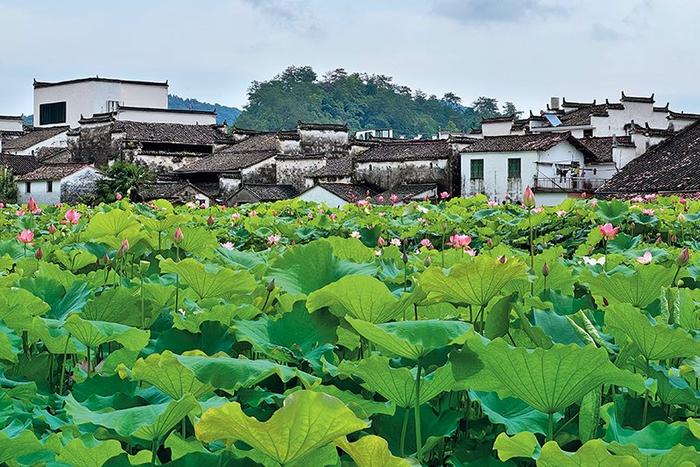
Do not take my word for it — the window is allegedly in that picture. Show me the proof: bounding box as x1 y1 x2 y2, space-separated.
47 181 53 193
25 182 31 194
507 158 521 179
583 129 593 137
106 100 119 112
470 159 484 180
39 102 67 125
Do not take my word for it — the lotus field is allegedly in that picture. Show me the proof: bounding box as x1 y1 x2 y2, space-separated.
3 192 700 466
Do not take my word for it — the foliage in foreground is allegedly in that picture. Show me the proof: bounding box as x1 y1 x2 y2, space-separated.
0 193 699 465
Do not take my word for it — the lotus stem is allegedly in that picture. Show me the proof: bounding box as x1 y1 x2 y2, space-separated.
59 333 71 395
400 408 409 457
414 360 423 459
547 411 554 441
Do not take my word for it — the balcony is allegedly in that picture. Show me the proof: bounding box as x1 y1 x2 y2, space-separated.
533 176 606 193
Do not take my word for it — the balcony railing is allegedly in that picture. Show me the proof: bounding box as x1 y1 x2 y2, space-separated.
533 176 607 193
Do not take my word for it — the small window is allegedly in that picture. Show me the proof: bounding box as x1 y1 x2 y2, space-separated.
583 129 593 137
507 158 521 179
25 182 31 193
470 159 484 180
106 100 119 112
46 181 53 192
39 102 67 125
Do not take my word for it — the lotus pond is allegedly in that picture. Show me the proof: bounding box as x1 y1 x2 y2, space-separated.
1 194 700 466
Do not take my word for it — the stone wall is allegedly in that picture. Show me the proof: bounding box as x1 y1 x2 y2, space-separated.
276 157 326 190
61 168 103 203
70 123 117 166
299 129 348 157
354 159 449 191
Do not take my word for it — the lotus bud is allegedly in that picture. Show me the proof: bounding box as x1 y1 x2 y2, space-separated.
117 238 129 258
486 238 493 247
102 253 111 265
498 255 507 264
424 256 432 268
139 260 150 275
48 224 57 234
523 185 536 209
34 247 43 260
542 261 550 277
671 234 677 243
173 227 184 244
207 215 214 226
677 279 685 288
678 213 687 223
677 247 690 267
267 279 275 292
402 252 409 264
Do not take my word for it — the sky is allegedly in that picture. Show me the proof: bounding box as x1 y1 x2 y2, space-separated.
1 0 699 116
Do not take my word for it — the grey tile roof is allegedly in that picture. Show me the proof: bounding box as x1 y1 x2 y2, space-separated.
0 154 42 175
460 132 573 153
16 163 89 181
312 183 376 201
2 126 69 151
578 136 634 163
355 140 452 162
139 181 212 201
112 121 232 145
597 120 700 194
229 184 298 202
377 183 437 203
176 134 280 173
308 157 354 178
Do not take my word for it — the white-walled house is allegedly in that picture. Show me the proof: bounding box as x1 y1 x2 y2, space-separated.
0 115 24 133
1 126 70 156
298 183 374 207
113 106 216 125
460 132 609 205
16 164 101 205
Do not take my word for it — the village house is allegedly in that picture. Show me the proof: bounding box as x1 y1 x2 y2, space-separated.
597 120 700 196
227 184 298 205
297 182 375 207
15 164 101 205
139 181 213 207
1 126 70 157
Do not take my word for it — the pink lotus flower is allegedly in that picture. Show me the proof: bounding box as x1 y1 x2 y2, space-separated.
390 193 399 205
173 228 184 244
0 203 4 209
377 237 386 247
377 195 385 203
598 223 619 240
350 231 361 239
642 208 655 216
35 247 43 260
556 210 567 217
329 213 337 221
487 200 498 207
523 186 535 208
589 198 599 207
636 251 653 265
390 238 402 247
267 234 281 246
643 194 657 201
27 198 37 212
64 209 81 225
532 207 544 214
356 199 369 207
420 238 433 249
440 191 449 199
16 210 25 217
232 212 241 221
449 234 472 249
220 242 234 250
17 229 34 244
679 197 687 205
117 238 129 257
48 224 57 234
466 249 477 256
115 192 123 200
248 210 258 217
631 196 644 203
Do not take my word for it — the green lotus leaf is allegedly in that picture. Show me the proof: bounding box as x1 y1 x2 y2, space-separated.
173 302 260 333
232 305 337 363
164 432 208 460
30 317 84 354
268 241 375 296
0 322 22 363
419 254 528 307
159 258 256 300
493 431 540 462
306 275 409 323
537 439 639 467
81 287 145 327
53 249 98 272
470 391 561 435
595 200 629 223
452 337 645 413
505 248 576 296
0 287 50 330
0 421 44 464
56 437 126 467
321 236 376 263
605 303 700 360
335 435 415 467
579 389 602 443
484 294 516 339
119 351 214 399
83 208 141 244
583 265 675 309
194 390 368 465
64 314 150 351
308 384 396 418
65 393 198 442
345 316 472 360
338 355 455 408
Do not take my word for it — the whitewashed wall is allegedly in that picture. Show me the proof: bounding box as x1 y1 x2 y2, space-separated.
12 130 69 156
116 108 216 125
0 118 23 132
297 186 348 207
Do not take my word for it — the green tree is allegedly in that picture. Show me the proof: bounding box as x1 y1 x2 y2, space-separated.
0 166 17 204
472 96 500 120
95 162 153 202
502 101 522 118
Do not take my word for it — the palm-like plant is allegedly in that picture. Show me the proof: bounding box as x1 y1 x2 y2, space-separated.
96 162 153 202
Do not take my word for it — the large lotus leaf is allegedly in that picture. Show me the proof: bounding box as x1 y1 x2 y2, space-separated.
195 390 368 465
505 247 576 296
493 432 540 462
81 287 143 327
595 200 629 223
159 258 256 300
583 265 675 309
169 352 318 394
119 351 214 399
452 337 645 413
308 385 396 418
321 236 376 263
53 248 98 272
65 393 198 442
56 437 126 467
0 421 44 464
470 391 561 435
19 277 92 320
537 439 639 467
173 302 259 334
601 403 700 465
419 254 528 307
0 287 50 330
338 355 455 408
306 275 409 323
83 209 141 244
346 317 472 360
232 305 336 363
335 435 414 467
0 322 22 363
605 303 700 360
30 317 84 354
64 314 150 351
268 241 375 296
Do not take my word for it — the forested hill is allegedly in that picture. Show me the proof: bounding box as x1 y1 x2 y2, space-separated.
234 66 520 137
167 95 241 125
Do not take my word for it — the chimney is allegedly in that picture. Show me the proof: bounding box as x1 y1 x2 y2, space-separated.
550 97 560 110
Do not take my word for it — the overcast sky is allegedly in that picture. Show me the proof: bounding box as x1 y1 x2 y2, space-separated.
1 0 699 116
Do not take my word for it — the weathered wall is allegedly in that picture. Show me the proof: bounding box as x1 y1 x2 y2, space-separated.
276 158 326 190
61 168 103 203
299 129 348 156
355 159 448 191
241 158 277 185
71 123 117 166
297 186 348 207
